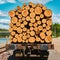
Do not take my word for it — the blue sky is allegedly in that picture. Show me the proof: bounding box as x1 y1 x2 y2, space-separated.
0 0 60 29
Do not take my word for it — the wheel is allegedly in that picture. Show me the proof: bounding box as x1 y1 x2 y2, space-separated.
40 50 49 60
8 55 14 60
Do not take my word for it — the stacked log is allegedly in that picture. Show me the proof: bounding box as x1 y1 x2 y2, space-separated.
9 2 52 44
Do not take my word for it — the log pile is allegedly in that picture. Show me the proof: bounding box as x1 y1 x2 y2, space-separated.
9 2 52 44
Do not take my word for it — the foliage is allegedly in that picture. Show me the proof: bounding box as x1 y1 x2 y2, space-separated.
52 23 60 37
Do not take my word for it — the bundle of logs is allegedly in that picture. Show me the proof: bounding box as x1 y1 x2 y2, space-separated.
9 2 52 44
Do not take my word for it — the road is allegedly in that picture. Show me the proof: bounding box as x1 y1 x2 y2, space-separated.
48 37 60 60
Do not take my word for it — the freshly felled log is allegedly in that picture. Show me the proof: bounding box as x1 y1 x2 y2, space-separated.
39 4 43 8
15 11 19 15
20 24 24 28
36 29 40 34
30 31 35 36
23 32 26 36
27 34 30 38
9 10 15 17
13 25 17 30
22 3 27 10
42 19 46 23
30 18 35 23
11 17 18 24
23 21 28 25
29 2 36 8
38 26 43 31
27 29 30 34
13 38 17 43
47 19 52 26
30 12 35 18
18 9 22 13
23 35 27 40
30 8 34 12
40 39 44 43
17 27 22 33
15 34 19 38
16 22 20 27
9 23 13 27
29 23 33 27
33 23 37 27
17 6 21 10
22 10 28 17
29 37 35 43
42 6 46 10
40 14 44 18
45 36 52 43
19 19 23 23
25 6 30 10
36 4 40 7
22 17 26 21
18 14 22 19
37 21 41 25
35 7 42 14
46 30 52 36
9 28 13 32
44 9 52 17
34 27 38 31
17 37 22 42
26 16 30 21
23 27 27 32
30 27 34 31
42 24 46 27
19 34 23 38
26 39 29 43
36 36 44 43
36 16 40 21
11 31 15 36
36 36 40 42
9 35 13 39
40 32 45 39
42 29 46 33
46 26 51 30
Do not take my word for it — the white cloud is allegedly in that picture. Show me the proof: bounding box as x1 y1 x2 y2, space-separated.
52 13 60 24
0 19 10 24
19 0 53 4
0 19 10 29
0 10 8 16
0 24 9 29
7 0 16 3
0 0 5 4
0 0 16 4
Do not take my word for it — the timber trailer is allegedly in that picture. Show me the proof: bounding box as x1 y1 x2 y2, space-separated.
8 2 54 60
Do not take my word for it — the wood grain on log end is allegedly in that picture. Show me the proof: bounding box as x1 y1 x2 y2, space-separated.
9 10 15 17
22 10 28 17
35 7 42 14
11 17 18 24
45 36 52 43
40 32 45 39
29 37 35 43
13 38 17 43
44 9 52 17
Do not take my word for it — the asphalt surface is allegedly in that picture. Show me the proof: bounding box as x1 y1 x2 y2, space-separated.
48 50 60 60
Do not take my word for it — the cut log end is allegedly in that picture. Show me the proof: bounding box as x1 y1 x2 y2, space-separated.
44 9 52 17
29 37 35 43
22 10 28 17
9 10 15 17
35 7 42 14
